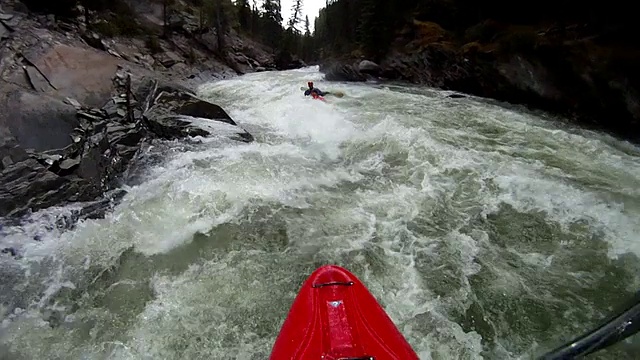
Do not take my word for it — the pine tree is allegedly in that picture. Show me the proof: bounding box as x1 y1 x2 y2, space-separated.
236 0 251 32
287 0 303 33
262 0 282 24
260 0 283 48
304 15 310 36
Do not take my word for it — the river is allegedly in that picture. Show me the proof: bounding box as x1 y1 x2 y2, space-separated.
1 67 639 359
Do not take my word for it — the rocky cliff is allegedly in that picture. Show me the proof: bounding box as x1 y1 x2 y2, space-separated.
320 20 640 143
0 0 280 237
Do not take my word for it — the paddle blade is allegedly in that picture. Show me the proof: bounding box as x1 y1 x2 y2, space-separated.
330 91 345 98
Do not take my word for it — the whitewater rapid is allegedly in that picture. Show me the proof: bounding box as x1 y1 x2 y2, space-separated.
1 67 639 359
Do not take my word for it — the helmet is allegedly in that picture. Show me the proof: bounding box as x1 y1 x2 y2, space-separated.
308 81 313 87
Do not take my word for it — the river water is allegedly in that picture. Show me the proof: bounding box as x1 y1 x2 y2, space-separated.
1 67 640 359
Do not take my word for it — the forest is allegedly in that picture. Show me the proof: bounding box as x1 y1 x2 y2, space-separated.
18 0 638 66
20 0 316 63
313 0 636 60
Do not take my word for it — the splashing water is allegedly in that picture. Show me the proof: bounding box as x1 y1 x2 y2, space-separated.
1 67 640 359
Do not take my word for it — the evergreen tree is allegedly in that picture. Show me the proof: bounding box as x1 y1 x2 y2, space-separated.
287 0 303 33
262 0 282 24
236 0 252 32
304 15 311 37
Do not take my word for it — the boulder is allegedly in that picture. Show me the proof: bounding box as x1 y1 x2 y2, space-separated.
23 44 123 107
358 60 381 75
323 62 367 82
0 83 80 152
140 79 253 142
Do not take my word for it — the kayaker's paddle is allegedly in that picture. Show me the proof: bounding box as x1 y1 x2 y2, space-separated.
299 87 345 98
539 291 640 359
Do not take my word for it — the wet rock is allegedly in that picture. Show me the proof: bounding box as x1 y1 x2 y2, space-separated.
0 21 9 39
321 62 367 82
448 93 467 99
23 65 54 92
155 51 183 68
0 159 69 216
59 157 80 171
64 97 82 109
358 60 381 76
1 247 17 257
0 2 268 222
140 79 252 142
2 156 13 168
0 85 80 152
81 32 107 51
23 44 122 107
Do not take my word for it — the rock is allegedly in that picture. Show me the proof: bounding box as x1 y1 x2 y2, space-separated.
0 127 29 170
23 44 123 107
54 188 127 230
0 159 70 217
374 38 640 141
0 13 15 22
64 97 82 109
2 156 13 168
23 65 54 92
0 11 20 30
139 79 252 142
59 157 80 171
155 51 183 68
1 247 17 257
177 101 236 126
275 52 306 70
447 93 467 99
0 21 9 40
321 62 367 82
358 60 381 75
0 3 269 222
81 32 107 51
0 84 80 152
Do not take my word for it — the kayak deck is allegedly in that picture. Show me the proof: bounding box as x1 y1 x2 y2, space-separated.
269 265 419 359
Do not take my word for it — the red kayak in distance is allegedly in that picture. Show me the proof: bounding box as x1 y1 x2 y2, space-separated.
269 265 420 360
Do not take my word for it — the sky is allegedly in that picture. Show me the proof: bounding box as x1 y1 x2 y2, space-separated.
279 0 325 32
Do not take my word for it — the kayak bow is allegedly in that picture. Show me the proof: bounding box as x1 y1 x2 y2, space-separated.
269 265 420 360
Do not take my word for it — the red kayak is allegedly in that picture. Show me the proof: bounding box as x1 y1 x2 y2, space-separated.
269 265 420 359
311 93 326 102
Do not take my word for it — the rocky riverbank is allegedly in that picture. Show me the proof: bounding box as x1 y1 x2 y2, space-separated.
320 20 640 143
0 0 294 239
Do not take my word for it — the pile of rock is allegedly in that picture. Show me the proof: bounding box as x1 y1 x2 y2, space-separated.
1 66 253 226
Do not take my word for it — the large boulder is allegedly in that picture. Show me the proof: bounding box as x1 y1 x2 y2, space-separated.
0 83 80 153
140 78 254 142
0 71 251 217
358 60 381 76
320 61 368 82
373 35 640 141
23 44 123 107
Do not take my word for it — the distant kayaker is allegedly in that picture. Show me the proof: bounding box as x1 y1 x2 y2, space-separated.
304 81 329 97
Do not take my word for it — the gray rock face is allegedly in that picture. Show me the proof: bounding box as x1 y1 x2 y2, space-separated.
140 78 253 142
0 0 261 224
1 70 253 219
0 85 80 152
